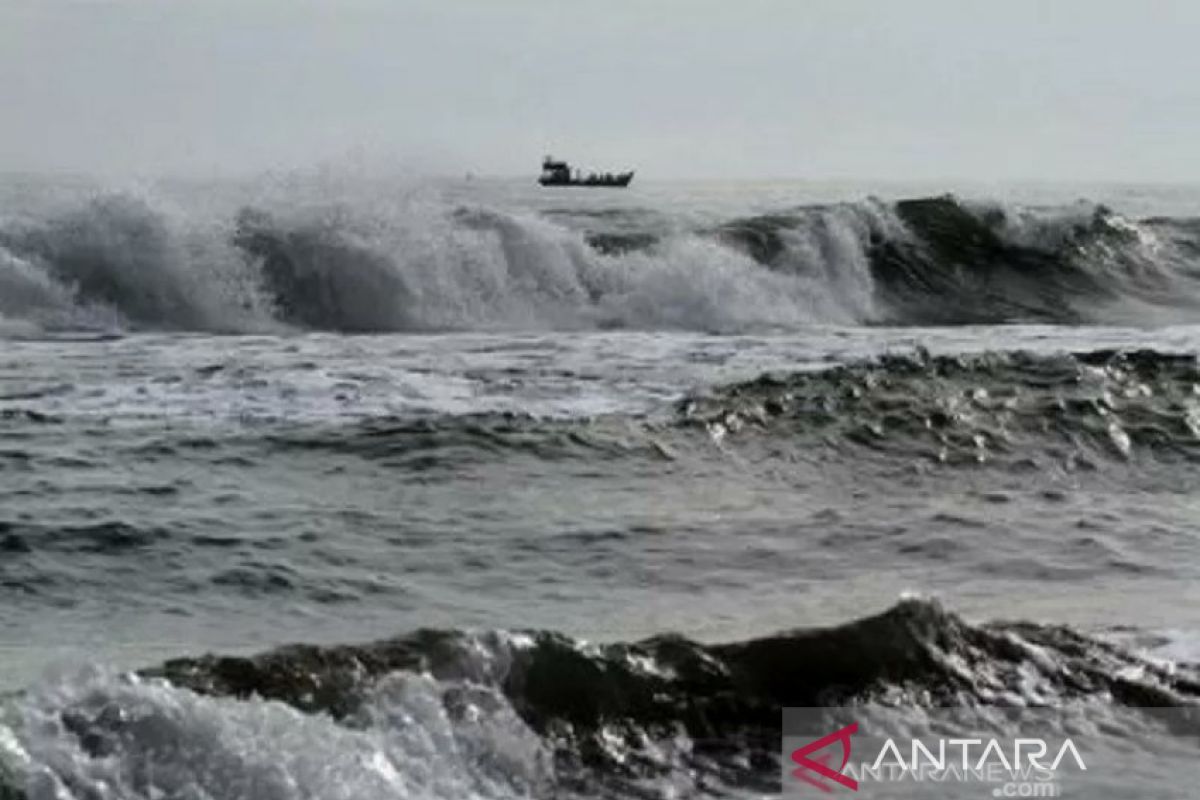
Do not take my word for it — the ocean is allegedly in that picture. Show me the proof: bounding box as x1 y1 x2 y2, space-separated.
1 174 1199 797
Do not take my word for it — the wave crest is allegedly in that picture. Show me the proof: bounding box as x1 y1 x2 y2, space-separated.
0 194 260 332
2 190 1200 334
2 599 1188 798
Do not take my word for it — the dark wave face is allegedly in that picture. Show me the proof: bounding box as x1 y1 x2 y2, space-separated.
232 208 417 332
150 597 1197 742
713 196 1199 325
871 198 1124 323
4 186 1200 334
1 599 1192 799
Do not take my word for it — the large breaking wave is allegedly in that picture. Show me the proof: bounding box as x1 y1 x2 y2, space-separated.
2 189 1200 334
2 599 1197 798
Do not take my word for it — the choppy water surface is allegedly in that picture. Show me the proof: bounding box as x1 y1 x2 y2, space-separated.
2 177 1200 798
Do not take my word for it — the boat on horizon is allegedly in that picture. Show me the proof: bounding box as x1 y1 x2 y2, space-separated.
538 156 634 188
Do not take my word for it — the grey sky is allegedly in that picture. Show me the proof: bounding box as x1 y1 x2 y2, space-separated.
2 0 1197 181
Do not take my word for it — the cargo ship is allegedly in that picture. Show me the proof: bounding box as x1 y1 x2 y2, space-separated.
538 156 634 187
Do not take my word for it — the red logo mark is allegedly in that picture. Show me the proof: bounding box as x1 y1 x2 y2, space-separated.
791 722 858 793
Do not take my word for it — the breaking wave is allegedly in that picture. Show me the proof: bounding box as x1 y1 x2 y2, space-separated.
2 190 1200 334
2 599 1196 798
0 195 261 332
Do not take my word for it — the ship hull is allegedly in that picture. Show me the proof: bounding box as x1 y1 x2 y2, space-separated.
538 171 634 188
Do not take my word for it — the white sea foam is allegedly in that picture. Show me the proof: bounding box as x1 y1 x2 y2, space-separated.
2 665 551 800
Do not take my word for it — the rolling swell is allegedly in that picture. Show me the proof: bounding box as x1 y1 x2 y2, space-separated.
678 348 1200 467
1 190 1200 333
4 600 1193 798
170 347 1200 473
266 413 671 468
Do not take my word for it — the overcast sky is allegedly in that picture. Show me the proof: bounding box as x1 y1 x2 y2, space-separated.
2 1 1198 181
